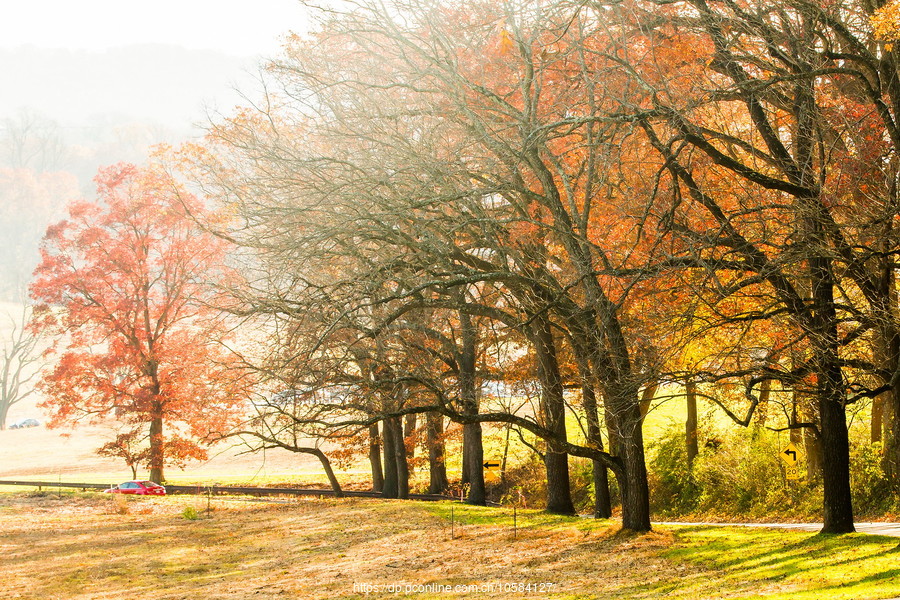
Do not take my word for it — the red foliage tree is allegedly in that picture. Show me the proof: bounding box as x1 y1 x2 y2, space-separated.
30 163 250 482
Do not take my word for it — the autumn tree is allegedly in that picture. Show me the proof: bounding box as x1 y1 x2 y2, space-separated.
575 0 900 532
30 163 251 483
182 0 669 529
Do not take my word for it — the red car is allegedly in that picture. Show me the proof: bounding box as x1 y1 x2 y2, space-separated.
103 481 166 496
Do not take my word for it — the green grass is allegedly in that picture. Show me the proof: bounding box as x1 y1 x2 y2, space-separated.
663 525 900 599
423 503 900 599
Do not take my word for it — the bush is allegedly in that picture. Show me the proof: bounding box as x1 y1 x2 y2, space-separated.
850 441 895 515
181 506 201 520
648 426 700 515
648 426 822 519
113 494 129 515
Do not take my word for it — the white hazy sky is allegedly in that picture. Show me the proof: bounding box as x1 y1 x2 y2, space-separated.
0 0 312 56
0 0 329 126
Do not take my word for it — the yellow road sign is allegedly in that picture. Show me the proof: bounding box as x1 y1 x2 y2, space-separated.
780 442 799 466
785 465 802 480
483 460 501 482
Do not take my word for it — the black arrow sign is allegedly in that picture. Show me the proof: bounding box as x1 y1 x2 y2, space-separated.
483 461 501 469
783 449 797 462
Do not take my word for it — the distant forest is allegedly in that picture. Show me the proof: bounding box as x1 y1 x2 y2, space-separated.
0 44 258 301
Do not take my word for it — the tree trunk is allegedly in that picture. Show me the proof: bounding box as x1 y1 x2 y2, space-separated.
819 385 854 532
618 398 651 531
580 375 611 518
391 416 410 499
309 448 344 497
873 396 885 444
804 426 822 483
790 392 803 447
426 412 449 494
369 423 384 493
381 418 398 498
874 241 900 482
811 250 855 533
875 319 899 482
404 413 417 474
531 313 575 515
639 382 657 420
461 438 471 486
685 380 699 466
148 413 164 484
459 309 485 506
605 407 620 457
885 396 896 474
463 422 485 505
754 378 772 431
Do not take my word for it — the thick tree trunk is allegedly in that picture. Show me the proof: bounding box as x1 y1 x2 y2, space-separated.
463 422 485 505
531 313 575 515
459 309 485 506
804 426 823 483
819 384 854 533
461 439 471 486
874 244 900 481
619 402 651 532
811 251 855 533
875 324 900 482
381 418 398 499
391 416 410 499
148 414 164 484
685 380 699 466
599 381 651 531
873 396 885 444
426 412 449 494
369 423 384 493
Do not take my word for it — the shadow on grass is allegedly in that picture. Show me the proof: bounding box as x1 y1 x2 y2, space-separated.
664 525 900 599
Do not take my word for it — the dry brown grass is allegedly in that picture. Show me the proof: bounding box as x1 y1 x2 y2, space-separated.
0 493 750 600
0 418 341 484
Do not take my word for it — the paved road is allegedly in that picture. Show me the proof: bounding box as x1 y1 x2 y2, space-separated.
657 521 900 537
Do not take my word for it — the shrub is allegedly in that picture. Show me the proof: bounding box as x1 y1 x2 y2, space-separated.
648 426 822 519
850 441 894 515
181 506 201 520
113 494 129 515
648 426 700 515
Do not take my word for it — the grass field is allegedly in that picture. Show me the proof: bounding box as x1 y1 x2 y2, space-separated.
1 493 899 600
0 420 349 486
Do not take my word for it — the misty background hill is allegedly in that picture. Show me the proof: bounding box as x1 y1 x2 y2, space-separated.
0 44 263 302
0 44 259 128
